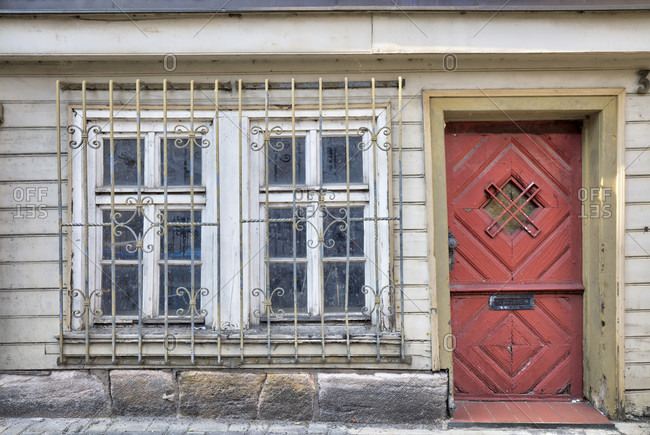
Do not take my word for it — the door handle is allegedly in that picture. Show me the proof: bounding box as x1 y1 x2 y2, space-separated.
448 230 458 272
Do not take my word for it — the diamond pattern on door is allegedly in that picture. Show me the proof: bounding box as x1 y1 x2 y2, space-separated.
446 121 583 400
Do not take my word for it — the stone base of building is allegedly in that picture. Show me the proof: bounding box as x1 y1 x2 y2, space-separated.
0 370 448 423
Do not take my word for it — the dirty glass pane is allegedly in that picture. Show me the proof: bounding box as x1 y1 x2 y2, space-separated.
323 207 364 257
162 211 201 260
101 265 139 315
102 210 143 260
323 262 365 312
484 181 539 235
268 137 305 185
268 208 306 258
321 136 363 184
159 265 202 315
103 138 140 186
161 138 202 186
269 262 308 314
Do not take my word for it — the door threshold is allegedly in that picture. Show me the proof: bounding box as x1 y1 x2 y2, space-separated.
449 400 614 429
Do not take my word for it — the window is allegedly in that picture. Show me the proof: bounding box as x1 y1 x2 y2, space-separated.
69 107 389 329
247 111 390 323
58 78 405 364
68 111 217 326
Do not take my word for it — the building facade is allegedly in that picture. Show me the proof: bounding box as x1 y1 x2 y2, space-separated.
0 1 649 421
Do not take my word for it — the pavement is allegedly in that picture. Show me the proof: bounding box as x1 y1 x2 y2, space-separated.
0 418 648 435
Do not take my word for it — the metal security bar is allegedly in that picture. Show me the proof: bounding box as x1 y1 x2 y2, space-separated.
56 77 406 366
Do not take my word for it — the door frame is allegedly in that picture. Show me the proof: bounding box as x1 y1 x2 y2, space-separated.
423 89 625 418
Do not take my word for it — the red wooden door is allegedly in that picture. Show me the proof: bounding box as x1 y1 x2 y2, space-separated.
446 121 583 400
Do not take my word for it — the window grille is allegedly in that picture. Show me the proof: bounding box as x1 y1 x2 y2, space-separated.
56 78 408 366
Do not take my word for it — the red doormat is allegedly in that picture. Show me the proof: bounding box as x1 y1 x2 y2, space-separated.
450 401 614 429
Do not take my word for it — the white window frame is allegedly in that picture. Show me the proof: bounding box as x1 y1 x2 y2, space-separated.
68 106 391 331
245 108 391 324
69 109 218 328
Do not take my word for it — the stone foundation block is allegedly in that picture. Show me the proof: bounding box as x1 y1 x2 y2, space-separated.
110 370 176 416
258 373 316 420
317 372 447 423
179 371 265 418
0 371 109 417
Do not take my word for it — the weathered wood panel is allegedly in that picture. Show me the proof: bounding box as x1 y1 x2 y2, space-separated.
625 286 650 311
0 289 59 316
626 151 650 177
626 337 650 362
625 311 650 337
625 122 650 149
626 178 650 204
0 317 59 343
395 259 429 286
392 150 425 176
1 103 57 128
403 313 432 341
393 231 428 258
393 177 426 203
625 233 650 258
0 210 61 235
625 391 650 416
0 155 59 182
625 258 650 284
0 128 60 155
0 183 65 209
626 205 650 231
626 364 650 391
626 95 650 122
394 204 427 230
0 262 59 289
0 235 63 262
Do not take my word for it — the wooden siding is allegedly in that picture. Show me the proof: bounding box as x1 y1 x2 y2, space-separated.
0 56 648 414
624 95 650 416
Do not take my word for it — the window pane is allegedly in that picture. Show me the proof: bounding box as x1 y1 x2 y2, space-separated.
323 207 364 257
159 265 202 315
323 262 365 312
268 137 305 185
103 138 140 186
101 265 139 316
268 208 306 258
161 138 202 186
102 210 143 260
162 211 201 260
321 136 363 184
269 262 308 314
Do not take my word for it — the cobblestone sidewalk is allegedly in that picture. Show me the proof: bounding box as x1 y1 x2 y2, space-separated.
0 418 649 435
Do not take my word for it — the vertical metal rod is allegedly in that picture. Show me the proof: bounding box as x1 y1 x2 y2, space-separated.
344 77 351 362
371 78 381 361
189 80 196 364
398 77 405 361
215 79 222 365
318 78 325 361
82 81 90 363
264 79 272 362
163 79 169 363
136 79 143 363
109 80 116 364
238 79 244 362
291 78 298 360
56 80 64 364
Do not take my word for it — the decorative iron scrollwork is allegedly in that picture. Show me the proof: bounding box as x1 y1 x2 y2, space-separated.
67 124 103 149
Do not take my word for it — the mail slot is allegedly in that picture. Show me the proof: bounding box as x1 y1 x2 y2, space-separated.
489 294 535 310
